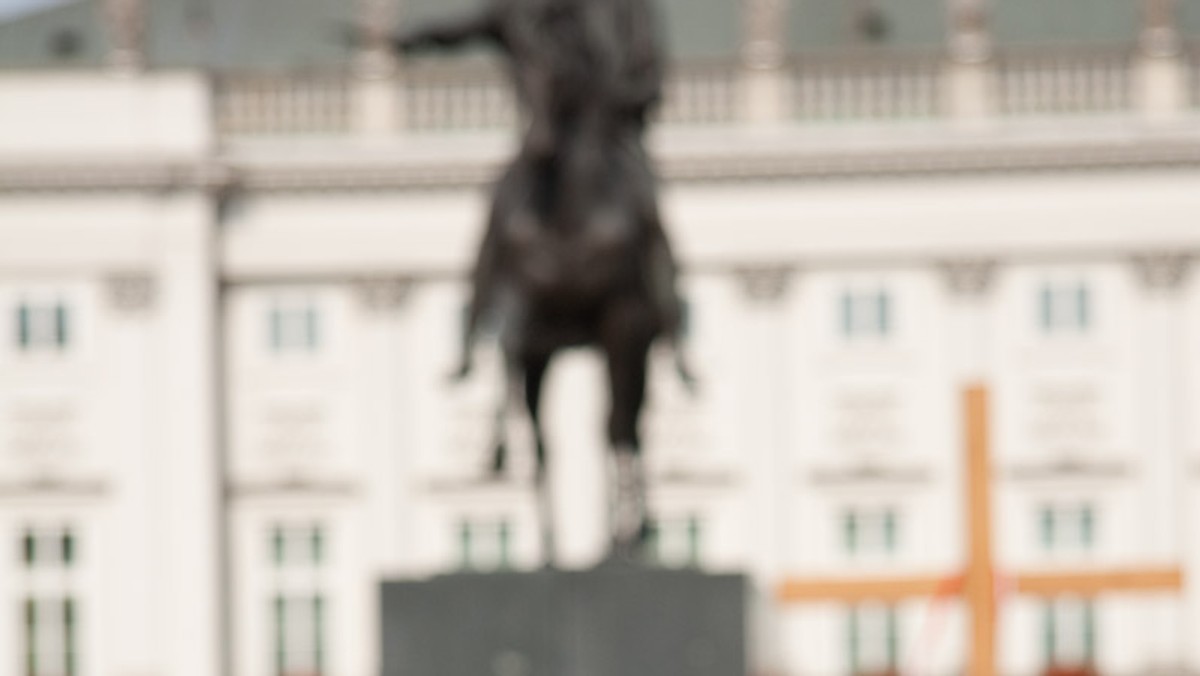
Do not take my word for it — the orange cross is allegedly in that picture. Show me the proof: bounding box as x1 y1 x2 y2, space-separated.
776 386 1184 676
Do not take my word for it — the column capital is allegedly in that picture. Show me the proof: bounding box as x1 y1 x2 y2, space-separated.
1133 252 1192 292
735 265 793 303
939 258 996 298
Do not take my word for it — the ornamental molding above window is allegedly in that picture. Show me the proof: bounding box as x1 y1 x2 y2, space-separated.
1006 457 1129 482
939 258 996 298
0 476 109 498
354 276 414 311
808 462 930 487
106 273 156 312
1131 252 1192 292
735 265 794 302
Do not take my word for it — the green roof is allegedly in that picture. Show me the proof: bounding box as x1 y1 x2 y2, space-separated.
0 0 1162 70
0 0 741 69
788 0 946 52
0 1 107 68
992 0 1138 46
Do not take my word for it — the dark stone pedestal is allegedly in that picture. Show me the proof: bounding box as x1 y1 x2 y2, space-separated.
381 566 746 676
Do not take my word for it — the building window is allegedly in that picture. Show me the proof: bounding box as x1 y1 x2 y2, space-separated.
269 524 326 676
842 508 899 560
1039 281 1091 334
848 603 899 676
15 299 69 352
646 515 702 568
1042 597 1096 671
458 519 511 572
840 289 892 339
1038 504 1096 556
268 297 320 353
19 526 79 676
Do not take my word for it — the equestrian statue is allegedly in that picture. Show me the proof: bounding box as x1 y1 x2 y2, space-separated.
387 0 694 564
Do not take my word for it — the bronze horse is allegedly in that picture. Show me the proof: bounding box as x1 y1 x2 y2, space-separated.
390 0 693 563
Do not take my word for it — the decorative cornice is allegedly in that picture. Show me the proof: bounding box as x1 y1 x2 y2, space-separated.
0 476 109 499
227 476 361 498
1006 457 1130 481
808 463 931 486
9 132 1200 192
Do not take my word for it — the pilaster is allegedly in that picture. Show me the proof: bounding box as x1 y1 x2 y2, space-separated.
1132 252 1191 668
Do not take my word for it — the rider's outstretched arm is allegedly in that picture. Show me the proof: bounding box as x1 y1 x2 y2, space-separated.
391 7 502 53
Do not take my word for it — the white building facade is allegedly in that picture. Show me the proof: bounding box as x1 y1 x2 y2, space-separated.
2 0 1200 675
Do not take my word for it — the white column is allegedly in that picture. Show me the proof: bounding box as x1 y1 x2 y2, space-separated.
735 266 793 675
739 0 789 124
1137 0 1186 121
944 0 994 123
156 194 222 676
101 275 159 676
1133 253 1191 670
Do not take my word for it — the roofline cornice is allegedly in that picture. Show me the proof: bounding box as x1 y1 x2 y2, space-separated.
5 134 1200 192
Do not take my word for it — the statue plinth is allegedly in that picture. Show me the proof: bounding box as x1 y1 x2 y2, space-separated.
381 566 747 676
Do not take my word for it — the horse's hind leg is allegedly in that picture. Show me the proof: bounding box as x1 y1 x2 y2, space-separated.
522 352 554 566
603 319 654 562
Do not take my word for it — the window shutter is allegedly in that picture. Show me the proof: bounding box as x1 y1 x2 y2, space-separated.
1076 284 1091 330
883 510 898 553
274 596 286 676
847 608 860 674
1082 601 1096 662
62 531 75 568
272 527 285 568
64 597 76 676
269 307 283 351
54 303 68 349
1040 507 1055 551
844 512 858 555
313 595 325 675
886 607 899 668
877 290 891 336
306 305 320 351
459 522 472 570
1080 506 1094 550
841 293 854 337
23 531 35 568
25 598 37 676
1043 603 1057 663
17 304 30 349
687 517 702 567
498 521 511 570
311 527 323 566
